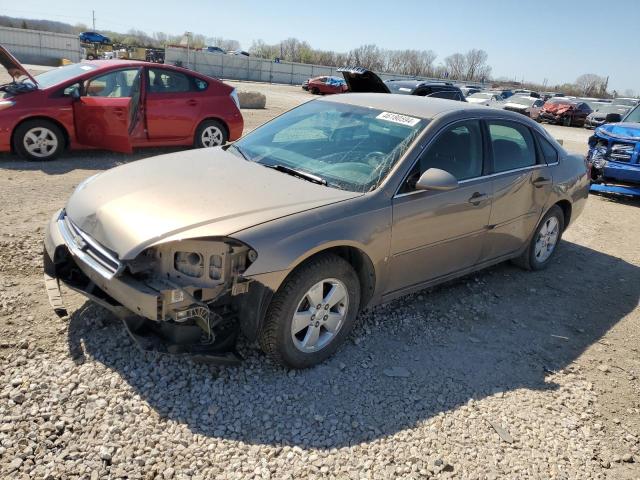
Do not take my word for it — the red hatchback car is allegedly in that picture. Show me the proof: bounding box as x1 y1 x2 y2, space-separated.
307 76 348 95
0 46 243 161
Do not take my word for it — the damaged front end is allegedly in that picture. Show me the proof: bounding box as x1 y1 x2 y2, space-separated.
587 124 640 187
43 210 259 364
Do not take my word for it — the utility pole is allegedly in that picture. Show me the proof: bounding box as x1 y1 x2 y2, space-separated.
92 10 95 30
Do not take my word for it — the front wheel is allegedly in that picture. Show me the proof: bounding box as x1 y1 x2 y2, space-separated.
194 119 228 148
13 119 65 161
259 254 361 369
513 205 565 271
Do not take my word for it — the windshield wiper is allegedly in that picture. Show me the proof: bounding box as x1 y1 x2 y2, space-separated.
263 164 327 186
229 143 250 161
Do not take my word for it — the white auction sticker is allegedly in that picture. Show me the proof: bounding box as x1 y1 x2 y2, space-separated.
376 111 420 127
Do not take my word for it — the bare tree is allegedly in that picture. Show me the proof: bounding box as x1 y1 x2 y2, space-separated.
444 53 466 80
465 49 490 81
348 44 385 71
575 74 607 96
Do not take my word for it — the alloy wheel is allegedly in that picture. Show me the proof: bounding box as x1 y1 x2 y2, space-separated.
534 216 560 263
290 278 349 353
23 127 58 158
201 126 224 147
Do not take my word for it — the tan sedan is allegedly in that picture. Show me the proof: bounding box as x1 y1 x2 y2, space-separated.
44 93 589 368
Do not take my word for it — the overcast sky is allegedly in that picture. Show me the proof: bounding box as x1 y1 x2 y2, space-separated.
1 0 638 93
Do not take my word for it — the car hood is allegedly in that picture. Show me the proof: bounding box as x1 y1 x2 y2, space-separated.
543 103 575 114
65 148 362 259
337 66 390 93
595 122 640 141
503 102 528 110
0 44 37 84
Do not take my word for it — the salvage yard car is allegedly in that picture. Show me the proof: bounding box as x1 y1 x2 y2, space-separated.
588 103 640 187
0 45 243 160
538 99 592 127
502 95 545 120
338 67 466 101
44 93 589 369
306 76 348 95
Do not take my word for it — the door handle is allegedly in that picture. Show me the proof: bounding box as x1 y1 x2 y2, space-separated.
187 99 198 106
533 176 552 188
468 192 489 205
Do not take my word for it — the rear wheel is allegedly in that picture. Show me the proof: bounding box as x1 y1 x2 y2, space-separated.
259 254 361 369
513 205 564 271
194 119 228 148
13 119 65 161
310 87 319 95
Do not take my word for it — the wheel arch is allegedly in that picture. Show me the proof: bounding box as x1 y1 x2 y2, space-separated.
194 116 229 140
296 245 377 311
554 199 572 230
11 116 70 152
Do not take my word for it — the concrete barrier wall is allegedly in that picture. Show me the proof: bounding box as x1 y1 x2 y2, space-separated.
164 46 456 86
0 26 81 65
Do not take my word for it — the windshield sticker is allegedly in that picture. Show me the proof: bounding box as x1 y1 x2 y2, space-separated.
376 111 420 127
79 65 95 70
398 87 412 92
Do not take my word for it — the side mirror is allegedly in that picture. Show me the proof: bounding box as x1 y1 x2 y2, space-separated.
605 113 622 123
415 168 459 191
69 85 80 99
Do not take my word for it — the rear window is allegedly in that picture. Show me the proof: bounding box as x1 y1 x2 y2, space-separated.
536 133 558 164
488 121 537 172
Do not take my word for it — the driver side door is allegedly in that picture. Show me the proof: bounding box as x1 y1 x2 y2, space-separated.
386 120 493 296
72 68 142 153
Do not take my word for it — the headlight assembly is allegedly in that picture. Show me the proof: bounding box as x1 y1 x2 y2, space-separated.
174 251 204 278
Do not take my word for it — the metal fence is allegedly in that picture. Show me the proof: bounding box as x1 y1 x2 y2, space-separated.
0 26 81 65
164 46 451 86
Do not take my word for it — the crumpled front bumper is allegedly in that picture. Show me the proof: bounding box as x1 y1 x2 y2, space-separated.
43 210 245 363
43 209 161 321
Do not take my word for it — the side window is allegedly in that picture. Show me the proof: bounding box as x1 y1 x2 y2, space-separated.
194 77 208 91
148 68 191 93
401 120 483 193
536 133 558 164
488 121 537 172
533 100 544 108
85 69 140 98
61 82 80 97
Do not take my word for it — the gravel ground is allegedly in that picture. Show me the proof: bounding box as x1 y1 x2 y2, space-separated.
1 72 640 479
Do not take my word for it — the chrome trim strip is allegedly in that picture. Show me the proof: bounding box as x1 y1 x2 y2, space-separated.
57 212 122 280
394 164 544 199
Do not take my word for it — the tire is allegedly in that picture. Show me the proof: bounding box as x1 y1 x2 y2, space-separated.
86 54 96 60
13 119 65 161
194 119 228 148
513 205 565 271
310 87 319 95
562 115 572 127
259 254 361 369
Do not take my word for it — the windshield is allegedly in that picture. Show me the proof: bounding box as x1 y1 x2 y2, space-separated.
231 100 427 192
26 63 99 88
624 105 640 123
507 96 535 106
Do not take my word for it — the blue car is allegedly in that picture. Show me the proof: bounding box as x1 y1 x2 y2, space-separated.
588 104 640 188
79 32 111 44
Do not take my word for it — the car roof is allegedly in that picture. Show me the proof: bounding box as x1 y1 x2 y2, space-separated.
319 92 491 119
385 79 457 89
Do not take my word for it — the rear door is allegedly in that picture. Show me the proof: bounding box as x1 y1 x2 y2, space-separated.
482 119 552 260
145 67 203 140
72 67 142 153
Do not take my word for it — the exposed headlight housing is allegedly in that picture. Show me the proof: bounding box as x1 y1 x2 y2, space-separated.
174 251 204 278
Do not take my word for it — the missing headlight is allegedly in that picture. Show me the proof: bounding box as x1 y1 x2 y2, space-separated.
174 251 204 278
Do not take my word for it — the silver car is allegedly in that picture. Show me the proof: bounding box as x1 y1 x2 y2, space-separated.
44 93 589 368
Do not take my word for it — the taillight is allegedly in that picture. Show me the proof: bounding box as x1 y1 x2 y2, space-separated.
229 89 240 110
